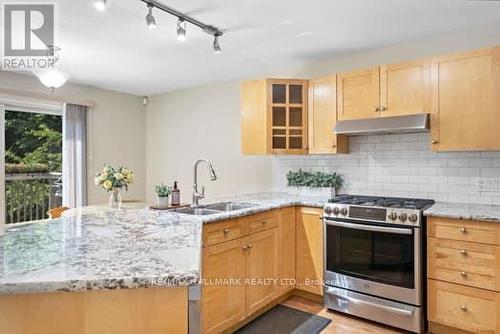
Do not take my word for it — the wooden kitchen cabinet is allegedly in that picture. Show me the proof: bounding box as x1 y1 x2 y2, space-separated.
337 67 380 121
380 59 431 117
245 228 279 315
429 46 500 151
202 238 246 334
296 207 324 296
278 207 296 294
308 75 349 154
241 79 308 155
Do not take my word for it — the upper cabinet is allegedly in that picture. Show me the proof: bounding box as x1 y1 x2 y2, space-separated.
337 67 380 121
308 75 348 154
380 59 431 117
241 79 308 154
337 61 431 121
430 46 500 152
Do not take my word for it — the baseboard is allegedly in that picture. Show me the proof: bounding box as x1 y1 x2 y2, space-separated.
429 322 472 334
292 289 323 303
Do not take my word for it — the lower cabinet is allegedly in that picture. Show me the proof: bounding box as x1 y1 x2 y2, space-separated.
296 207 324 296
202 238 246 334
278 207 296 294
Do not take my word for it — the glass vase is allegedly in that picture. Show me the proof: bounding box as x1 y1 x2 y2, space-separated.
109 188 122 209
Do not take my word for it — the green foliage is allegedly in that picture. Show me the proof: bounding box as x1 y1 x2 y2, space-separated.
5 110 62 172
154 183 171 197
5 163 49 174
286 169 343 188
5 180 50 223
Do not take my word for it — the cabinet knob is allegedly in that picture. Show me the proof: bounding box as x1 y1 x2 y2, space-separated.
460 249 468 256
379 106 386 111
460 227 467 234
242 245 248 251
460 271 468 278
223 228 230 235
261 219 267 225
247 244 253 249
332 144 336 148
373 107 380 112
431 139 438 144
460 305 468 312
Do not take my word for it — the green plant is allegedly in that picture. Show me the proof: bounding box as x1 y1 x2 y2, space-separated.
5 163 49 174
154 183 171 198
286 169 343 188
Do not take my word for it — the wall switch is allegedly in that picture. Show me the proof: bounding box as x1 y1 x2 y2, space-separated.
476 178 500 192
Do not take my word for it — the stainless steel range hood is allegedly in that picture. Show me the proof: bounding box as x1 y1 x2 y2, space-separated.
334 113 429 136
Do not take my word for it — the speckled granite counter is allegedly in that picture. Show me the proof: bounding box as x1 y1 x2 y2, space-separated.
0 192 327 295
424 201 500 223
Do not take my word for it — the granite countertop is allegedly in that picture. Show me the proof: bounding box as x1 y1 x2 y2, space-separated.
424 201 500 223
0 192 327 295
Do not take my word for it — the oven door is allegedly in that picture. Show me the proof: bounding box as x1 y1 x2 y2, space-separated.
324 219 421 306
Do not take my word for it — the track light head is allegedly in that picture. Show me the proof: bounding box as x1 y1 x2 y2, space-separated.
213 33 221 54
177 18 186 42
145 4 156 30
94 0 107 11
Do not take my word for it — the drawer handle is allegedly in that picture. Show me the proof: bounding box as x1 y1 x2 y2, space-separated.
460 305 468 312
460 271 468 278
460 227 467 234
223 228 230 235
460 249 468 256
261 219 267 225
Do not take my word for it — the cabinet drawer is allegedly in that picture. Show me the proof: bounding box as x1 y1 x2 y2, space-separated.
428 237 500 291
243 210 278 235
428 279 500 333
203 219 245 247
428 217 500 245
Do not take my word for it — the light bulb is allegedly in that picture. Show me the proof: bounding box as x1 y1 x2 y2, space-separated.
37 68 68 90
94 0 107 11
177 19 186 42
213 34 221 54
145 5 156 30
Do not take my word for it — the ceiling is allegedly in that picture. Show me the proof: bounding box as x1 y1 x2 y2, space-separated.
14 0 500 95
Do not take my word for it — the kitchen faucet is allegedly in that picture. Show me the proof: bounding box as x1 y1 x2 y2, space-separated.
192 159 217 207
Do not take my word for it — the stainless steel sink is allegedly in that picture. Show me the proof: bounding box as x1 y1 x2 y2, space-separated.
204 202 256 212
170 207 221 215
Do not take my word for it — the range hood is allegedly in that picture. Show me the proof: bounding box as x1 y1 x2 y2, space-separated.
334 113 430 136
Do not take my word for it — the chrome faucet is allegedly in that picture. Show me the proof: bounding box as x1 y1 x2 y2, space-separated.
192 159 217 207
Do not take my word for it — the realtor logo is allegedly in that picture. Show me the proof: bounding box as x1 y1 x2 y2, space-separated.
2 2 59 70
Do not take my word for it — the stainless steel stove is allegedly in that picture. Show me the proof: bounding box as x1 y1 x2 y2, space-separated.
323 195 434 333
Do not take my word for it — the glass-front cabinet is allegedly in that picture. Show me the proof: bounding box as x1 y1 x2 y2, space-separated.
269 80 308 153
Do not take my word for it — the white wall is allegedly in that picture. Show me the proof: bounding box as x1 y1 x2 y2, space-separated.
0 72 146 205
145 81 273 203
145 24 500 204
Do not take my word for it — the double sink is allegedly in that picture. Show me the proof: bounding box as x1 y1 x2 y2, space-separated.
169 202 257 215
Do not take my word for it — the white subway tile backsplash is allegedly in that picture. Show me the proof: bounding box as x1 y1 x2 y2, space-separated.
273 133 500 205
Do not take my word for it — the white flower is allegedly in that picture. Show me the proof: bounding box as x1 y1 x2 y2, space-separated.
114 173 124 180
103 180 112 190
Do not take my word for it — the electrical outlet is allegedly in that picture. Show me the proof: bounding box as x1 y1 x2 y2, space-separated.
476 178 500 192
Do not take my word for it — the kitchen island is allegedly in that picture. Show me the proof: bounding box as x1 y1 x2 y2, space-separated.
0 192 328 334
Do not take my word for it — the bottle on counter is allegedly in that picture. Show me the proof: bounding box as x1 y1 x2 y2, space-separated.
171 181 180 206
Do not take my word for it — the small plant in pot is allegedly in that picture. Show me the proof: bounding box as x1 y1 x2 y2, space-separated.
286 169 343 198
154 183 171 207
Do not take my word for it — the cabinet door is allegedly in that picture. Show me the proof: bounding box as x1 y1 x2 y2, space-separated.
430 47 500 151
380 59 431 117
337 67 380 121
296 207 324 296
246 228 279 315
202 238 246 334
278 207 296 294
308 75 348 154
268 79 308 154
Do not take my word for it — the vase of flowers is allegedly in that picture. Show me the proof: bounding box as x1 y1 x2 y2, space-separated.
154 183 171 207
95 165 134 209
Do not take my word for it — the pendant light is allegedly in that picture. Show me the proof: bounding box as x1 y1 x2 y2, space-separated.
36 46 68 91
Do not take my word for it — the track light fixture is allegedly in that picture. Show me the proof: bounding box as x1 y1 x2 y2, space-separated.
94 0 107 11
177 18 186 41
145 3 157 30
94 0 223 52
213 33 221 54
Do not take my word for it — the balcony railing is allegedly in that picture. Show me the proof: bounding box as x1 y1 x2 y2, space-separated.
5 172 62 224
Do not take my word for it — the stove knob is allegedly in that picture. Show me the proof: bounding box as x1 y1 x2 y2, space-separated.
332 207 340 215
324 207 332 215
388 212 397 221
398 213 407 222
408 214 418 223
340 208 348 216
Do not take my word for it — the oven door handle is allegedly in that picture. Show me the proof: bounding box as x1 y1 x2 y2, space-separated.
326 287 414 317
324 220 413 235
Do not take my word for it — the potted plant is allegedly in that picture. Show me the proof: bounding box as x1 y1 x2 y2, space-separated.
95 165 134 208
286 169 343 198
154 183 171 207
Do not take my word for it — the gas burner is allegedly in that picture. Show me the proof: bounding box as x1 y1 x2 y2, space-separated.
329 195 433 210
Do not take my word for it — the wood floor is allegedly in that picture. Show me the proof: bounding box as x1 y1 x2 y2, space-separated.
282 296 405 334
